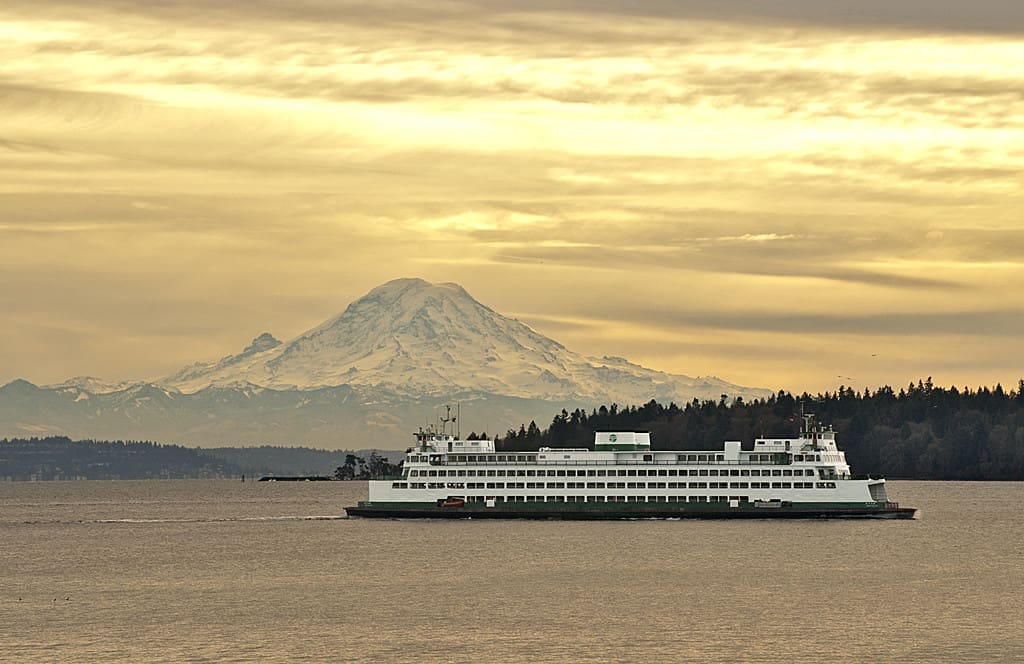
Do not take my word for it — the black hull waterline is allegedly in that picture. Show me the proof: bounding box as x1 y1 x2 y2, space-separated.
344 505 917 520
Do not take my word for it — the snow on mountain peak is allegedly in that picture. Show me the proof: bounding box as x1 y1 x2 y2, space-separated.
43 376 136 394
158 278 767 404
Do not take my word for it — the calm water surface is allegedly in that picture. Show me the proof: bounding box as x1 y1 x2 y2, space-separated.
1 480 1022 662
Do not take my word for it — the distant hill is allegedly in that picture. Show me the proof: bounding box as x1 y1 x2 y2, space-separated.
0 437 406 481
0 278 771 448
204 446 405 477
0 437 241 481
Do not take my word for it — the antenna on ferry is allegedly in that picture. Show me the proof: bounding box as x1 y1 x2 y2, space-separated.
798 398 821 449
457 402 461 439
440 404 454 436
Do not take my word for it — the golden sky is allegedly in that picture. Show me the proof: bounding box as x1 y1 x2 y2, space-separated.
2 0 1023 394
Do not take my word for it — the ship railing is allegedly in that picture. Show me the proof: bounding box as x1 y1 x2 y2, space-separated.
439 458 795 466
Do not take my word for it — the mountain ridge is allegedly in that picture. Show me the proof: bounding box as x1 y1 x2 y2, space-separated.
0 278 772 448
156 277 761 404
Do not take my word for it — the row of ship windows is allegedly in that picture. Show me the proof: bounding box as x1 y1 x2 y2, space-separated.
442 496 778 504
395 481 837 490
411 453 826 464
407 468 819 478
409 454 535 463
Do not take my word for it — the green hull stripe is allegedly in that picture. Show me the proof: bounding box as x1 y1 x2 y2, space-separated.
354 500 891 511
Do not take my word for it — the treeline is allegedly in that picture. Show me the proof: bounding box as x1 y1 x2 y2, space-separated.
0 436 241 480
334 452 403 480
495 379 1024 480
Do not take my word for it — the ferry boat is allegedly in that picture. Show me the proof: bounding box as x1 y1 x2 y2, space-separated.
344 415 916 519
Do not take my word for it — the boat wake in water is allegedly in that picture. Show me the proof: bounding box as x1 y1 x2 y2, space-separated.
15 515 346 525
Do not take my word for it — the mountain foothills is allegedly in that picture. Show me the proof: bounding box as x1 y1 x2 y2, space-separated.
0 278 770 448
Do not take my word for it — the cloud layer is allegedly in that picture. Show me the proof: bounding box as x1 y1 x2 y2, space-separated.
1 0 1022 392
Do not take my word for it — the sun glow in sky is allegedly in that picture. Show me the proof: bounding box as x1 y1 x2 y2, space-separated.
2 0 1023 393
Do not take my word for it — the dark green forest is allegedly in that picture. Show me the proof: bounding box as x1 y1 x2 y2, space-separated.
495 379 1024 480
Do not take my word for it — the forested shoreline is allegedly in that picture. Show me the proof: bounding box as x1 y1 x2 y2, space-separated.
495 379 1024 480
0 437 241 480
0 438 403 481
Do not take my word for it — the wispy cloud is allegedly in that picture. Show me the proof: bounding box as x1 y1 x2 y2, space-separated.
0 0 1022 389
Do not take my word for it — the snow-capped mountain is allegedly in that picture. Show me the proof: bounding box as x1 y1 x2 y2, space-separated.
159 278 756 404
0 278 771 448
44 376 137 395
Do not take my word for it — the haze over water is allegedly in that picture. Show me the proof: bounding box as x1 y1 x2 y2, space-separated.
2 480 1022 662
